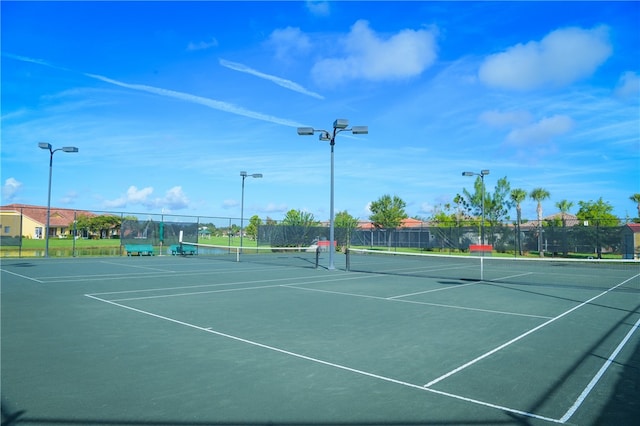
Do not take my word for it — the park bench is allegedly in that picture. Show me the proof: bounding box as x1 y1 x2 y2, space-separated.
169 244 198 255
125 244 155 256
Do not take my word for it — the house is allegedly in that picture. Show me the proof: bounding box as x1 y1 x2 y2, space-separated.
0 204 97 240
622 223 640 259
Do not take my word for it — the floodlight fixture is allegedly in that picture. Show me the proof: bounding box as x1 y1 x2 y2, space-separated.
297 127 315 136
462 171 474 176
38 142 79 257
297 118 369 270
351 126 369 135
333 119 349 129
481 169 490 176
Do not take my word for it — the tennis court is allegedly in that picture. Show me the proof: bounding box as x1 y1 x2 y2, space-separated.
1 250 639 425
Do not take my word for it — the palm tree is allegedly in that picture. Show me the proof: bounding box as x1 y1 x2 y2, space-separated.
530 188 551 256
510 188 527 255
555 199 574 256
630 193 640 219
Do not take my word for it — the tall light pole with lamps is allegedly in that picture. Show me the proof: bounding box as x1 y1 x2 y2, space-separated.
462 169 490 245
39 142 79 257
240 171 262 251
297 119 368 270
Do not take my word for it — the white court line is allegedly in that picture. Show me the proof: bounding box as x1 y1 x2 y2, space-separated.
99 260 177 273
424 272 640 388
84 293 561 424
284 285 552 319
0 268 44 283
388 281 480 299
107 274 379 302
560 315 640 423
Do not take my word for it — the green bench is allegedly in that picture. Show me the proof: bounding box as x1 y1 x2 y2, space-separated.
125 244 155 256
170 244 197 255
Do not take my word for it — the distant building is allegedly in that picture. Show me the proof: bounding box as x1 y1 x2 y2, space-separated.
0 204 97 240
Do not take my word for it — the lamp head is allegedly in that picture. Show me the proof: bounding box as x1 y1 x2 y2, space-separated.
240 171 247 177
333 119 348 129
297 127 315 136
351 126 368 135
462 171 474 176
62 147 79 153
251 174 263 179
319 131 331 141
39 142 52 150
481 169 490 176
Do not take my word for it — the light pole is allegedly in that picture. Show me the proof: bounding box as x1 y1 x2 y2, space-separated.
298 119 368 270
240 171 262 251
462 169 490 245
39 142 79 257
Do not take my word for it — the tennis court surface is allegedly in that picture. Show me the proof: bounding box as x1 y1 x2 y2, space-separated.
2 252 639 425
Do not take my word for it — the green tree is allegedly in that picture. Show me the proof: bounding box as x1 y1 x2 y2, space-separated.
369 194 408 248
334 210 359 248
282 209 318 226
575 198 620 258
510 188 527 255
244 215 262 240
630 193 640 219
576 198 619 226
529 188 551 256
555 199 574 256
462 176 512 245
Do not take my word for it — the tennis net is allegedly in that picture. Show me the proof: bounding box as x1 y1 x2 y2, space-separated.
345 248 640 292
176 241 320 269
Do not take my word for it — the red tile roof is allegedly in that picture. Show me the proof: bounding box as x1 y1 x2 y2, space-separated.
0 204 98 227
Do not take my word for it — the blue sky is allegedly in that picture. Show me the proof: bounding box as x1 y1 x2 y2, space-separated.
2 1 639 223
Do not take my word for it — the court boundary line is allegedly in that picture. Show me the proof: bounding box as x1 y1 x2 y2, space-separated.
0 268 44 283
559 315 640 423
84 293 562 424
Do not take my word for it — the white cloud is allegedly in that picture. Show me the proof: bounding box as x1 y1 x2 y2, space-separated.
478 26 612 90
219 59 324 99
162 186 189 210
305 1 330 17
506 115 574 146
266 27 312 60
1 177 22 202
104 186 189 210
614 71 640 100
187 37 218 51
311 20 438 85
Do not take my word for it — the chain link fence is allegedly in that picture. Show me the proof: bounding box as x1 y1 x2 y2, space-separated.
1 205 638 259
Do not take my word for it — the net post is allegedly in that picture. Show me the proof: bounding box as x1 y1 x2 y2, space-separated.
178 230 184 255
235 247 240 262
480 256 484 281
345 248 350 271
315 247 320 269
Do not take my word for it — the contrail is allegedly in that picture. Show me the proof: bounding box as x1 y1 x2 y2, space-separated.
220 58 324 100
4 53 307 128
